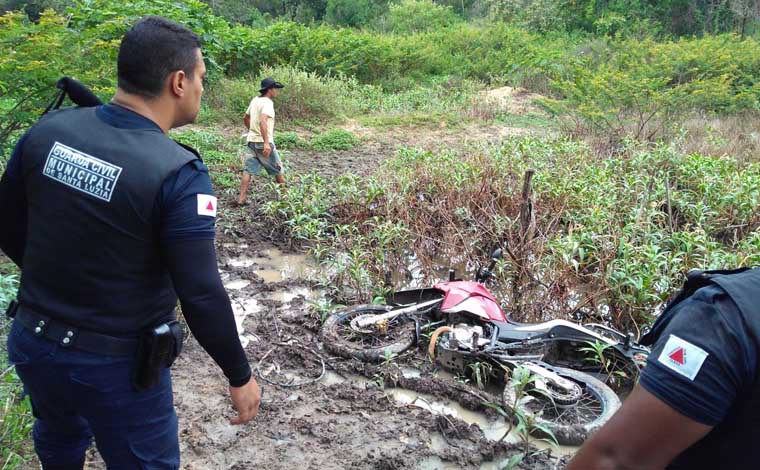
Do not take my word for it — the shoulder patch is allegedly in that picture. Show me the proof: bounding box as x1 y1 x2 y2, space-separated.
657 334 709 381
197 194 217 217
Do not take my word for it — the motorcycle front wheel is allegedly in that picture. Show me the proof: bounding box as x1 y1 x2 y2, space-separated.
502 366 620 446
320 304 417 362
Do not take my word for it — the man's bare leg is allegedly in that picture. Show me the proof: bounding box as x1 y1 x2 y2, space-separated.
237 172 252 205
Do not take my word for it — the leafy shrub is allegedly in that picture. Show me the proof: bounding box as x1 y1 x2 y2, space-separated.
544 35 760 145
259 65 353 121
310 129 359 150
381 0 462 34
203 65 355 124
487 0 568 33
324 0 385 27
276 131 308 149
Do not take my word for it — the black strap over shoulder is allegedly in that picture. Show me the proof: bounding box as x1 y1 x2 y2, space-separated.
42 77 103 116
640 268 752 346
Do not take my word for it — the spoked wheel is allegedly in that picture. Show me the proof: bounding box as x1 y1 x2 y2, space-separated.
320 305 416 362
502 366 620 446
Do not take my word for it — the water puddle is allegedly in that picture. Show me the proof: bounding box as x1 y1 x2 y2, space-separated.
228 258 256 268
225 246 320 283
253 248 319 282
393 251 473 290
320 370 373 387
389 388 510 442
265 286 325 304
321 369 577 466
225 279 251 290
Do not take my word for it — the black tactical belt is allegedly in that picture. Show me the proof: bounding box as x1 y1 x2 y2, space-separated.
14 304 139 356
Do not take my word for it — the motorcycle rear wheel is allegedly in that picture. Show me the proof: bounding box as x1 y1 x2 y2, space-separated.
320 304 417 362
502 366 620 446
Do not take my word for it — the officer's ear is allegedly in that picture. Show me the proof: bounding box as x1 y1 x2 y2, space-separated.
168 70 188 99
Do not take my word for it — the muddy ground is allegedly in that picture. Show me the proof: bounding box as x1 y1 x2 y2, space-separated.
155 234 571 470
78 96 571 469
145 113 569 469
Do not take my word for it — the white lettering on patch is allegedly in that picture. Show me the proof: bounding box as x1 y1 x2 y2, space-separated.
42 142 122 202
657 334 709 381
197 194 217 217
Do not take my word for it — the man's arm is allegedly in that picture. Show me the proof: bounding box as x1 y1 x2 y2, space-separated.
259 114 271 156
159 160 260 424
163 239 260 424
567 385 711 470
243 112 250 130
0 134 29 266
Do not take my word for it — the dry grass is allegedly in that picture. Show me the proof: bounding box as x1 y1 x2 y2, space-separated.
561 111 760 161
676 112 760 162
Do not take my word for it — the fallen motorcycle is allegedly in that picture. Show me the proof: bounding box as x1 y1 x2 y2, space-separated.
320 249 649 445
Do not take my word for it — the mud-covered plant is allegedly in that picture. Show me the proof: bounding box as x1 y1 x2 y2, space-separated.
486 366 558 452
466 361 494 391
499 453 525 470
373 348 400 387
307 299 345 324
580 340 630 386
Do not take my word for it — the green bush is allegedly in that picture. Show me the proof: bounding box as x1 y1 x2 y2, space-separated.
324 0 385 27
259 65 354 121
310 129 359 150
544 34 760 144
381 0 462 33
276 130 308 148
203 65 355 124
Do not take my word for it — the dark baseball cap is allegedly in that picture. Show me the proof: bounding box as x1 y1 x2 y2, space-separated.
260 77 284 93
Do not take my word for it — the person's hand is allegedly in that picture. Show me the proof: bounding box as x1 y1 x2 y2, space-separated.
263 142 272 157
229 377 261 425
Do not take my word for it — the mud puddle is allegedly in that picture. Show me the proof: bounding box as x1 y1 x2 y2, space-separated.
321 368 577 468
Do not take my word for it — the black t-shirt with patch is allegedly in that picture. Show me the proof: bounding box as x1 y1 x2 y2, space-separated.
640 285 756 426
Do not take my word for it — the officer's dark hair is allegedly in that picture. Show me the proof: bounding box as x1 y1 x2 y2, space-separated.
117 16 201 98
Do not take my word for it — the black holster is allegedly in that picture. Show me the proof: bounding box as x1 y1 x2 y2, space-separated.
4 300 19 319
132 321 183 391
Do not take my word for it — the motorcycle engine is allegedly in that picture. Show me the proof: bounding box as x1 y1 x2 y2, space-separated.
445 324 490 351
435 323 492 374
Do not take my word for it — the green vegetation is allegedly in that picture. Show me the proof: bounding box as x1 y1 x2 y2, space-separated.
485 365 558 458
260 138 760 329
310 129 359 150
4 0 760 155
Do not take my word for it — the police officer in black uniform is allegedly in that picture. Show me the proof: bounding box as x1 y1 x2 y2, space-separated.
0 17 260 469
568 268 760 469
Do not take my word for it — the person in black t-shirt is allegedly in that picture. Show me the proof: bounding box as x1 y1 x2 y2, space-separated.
568 268 760 470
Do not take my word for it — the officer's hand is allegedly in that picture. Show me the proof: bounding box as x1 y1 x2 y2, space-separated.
263 143 272 157
229 377 261 425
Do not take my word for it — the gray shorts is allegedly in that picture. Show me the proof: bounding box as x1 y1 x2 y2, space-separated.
245 142 283 176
